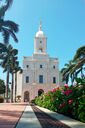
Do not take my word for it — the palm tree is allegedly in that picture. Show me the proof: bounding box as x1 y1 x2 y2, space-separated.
61 60 76 85
0 43 18 102
61 67 69 84
0 2 19 45
72 46 85 76
10 58 18 103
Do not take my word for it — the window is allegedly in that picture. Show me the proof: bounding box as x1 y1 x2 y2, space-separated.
26 76 29 83
53 77 56 84
40 41 42 43
26 65 29 68
40 65 43 68
53 66 55 69
39 75 43 83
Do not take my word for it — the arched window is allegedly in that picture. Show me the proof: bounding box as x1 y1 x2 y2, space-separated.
24 91 29 102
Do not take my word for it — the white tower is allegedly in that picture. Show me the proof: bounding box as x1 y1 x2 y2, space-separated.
34 21 47 54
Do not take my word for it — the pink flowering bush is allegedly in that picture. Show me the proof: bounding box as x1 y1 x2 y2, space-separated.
35 77 85 123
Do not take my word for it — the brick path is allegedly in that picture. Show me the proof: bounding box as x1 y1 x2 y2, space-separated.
0 103 27 128
32 105 71 128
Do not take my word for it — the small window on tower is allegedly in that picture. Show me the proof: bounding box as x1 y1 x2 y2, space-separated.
40 41 42 43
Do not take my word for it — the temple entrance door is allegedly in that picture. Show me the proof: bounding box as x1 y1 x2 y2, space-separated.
38 89 44 97
24 91 29 102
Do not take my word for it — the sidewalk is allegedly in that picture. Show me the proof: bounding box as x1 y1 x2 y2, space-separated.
16 104 42 128
0 103 27 128
36 105 85 128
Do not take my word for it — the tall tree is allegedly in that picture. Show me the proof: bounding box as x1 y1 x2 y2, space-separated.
0 43 18 102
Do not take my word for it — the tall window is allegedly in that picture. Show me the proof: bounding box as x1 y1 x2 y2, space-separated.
40 65 43 68
40 41 42 43
53 77 56 84
53 66 55 69
39 75 43 83
26 76 29 83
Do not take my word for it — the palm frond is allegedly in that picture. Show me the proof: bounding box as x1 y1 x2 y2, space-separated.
1 27 10 45
71 57 85 74
73 46 85 61
3 20 19 32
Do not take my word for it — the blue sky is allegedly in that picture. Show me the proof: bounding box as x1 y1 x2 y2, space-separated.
0 0 85 81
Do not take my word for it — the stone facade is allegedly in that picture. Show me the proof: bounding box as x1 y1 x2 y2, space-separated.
14 22 64 102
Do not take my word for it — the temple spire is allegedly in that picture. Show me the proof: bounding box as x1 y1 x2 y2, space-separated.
39 20 42 31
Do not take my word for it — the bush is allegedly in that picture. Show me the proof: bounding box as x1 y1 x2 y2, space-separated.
35 78 85 123
16 95 21 102
30 99 35 104
0 96 4 103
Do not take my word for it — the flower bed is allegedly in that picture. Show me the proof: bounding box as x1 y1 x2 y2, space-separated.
35 78 85 123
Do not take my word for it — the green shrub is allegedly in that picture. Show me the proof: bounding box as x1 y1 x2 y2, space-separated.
35 77 85 123
0 96 4 103
30 99 35 103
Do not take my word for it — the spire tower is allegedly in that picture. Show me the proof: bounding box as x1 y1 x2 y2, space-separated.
34 21 47 54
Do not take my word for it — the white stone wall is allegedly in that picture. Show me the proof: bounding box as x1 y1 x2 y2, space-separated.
13 71 22 101
21 84 58 101
21 54 59 101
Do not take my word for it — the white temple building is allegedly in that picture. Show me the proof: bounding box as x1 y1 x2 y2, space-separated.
14 21 63 102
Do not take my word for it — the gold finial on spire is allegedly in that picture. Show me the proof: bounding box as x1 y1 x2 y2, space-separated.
39 20 42 31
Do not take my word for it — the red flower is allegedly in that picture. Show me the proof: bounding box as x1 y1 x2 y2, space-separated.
64 84 69 88
68 100 74 105
43 98 45 100
59 104 62 109
62 102 65 107
78 85 81 88
64 90 72 96
51 98 53 102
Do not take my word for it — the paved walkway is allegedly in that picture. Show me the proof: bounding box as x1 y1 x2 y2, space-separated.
0 103 27 128
16 104 42 128
0 103 85 128
37 106 85 128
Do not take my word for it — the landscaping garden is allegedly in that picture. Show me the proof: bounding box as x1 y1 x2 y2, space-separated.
35 76 85 123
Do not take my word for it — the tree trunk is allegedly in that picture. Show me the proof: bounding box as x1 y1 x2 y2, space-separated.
11 73 14 103
6 69 9 103
15 72 17 102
